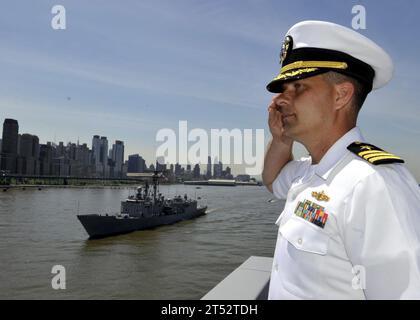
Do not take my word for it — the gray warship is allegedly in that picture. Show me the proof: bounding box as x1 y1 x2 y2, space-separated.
77 172 207 239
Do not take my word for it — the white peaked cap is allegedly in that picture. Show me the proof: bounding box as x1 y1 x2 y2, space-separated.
267 20 394 93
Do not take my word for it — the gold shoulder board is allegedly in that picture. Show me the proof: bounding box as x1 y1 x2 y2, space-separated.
347 142 404 165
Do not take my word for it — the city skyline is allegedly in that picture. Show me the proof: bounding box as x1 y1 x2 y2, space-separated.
0 116 238 167
0 117 240 180
1 1 419 180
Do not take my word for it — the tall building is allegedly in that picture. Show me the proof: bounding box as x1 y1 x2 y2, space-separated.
68 143 80 176
100 137 108 164
223 166 233 179
57 141 65 157
39 142 54 175
100 136 109 177
111 140 124 178
76 143 92 177
92 135 100 164
174 163 182 176
156 156 166 172
139 157 146 173
17 133 39 175
91 135 109 177
206 156 212 179
128 154 146 173
76 143 90 166
68 142 77 161
53 156 70 177
127 154 138 172
213 159 223 178
1 119 19 173
193 164 200 179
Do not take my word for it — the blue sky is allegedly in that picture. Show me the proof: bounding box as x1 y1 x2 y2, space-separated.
1 0 419 179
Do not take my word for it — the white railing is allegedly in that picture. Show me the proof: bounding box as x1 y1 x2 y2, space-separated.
201 256 273 300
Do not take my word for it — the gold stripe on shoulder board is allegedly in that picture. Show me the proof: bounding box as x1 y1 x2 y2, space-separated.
362 152 398 160
368 155 403 163
347 141 404 165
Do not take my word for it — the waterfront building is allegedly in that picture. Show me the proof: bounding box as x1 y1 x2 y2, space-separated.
0 118 19 173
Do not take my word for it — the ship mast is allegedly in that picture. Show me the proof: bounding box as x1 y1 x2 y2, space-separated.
152 170 158 202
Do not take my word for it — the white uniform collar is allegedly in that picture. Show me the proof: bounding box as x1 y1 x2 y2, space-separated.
313 126 364 180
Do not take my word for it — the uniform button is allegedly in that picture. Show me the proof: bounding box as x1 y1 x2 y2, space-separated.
297 238 303 245
274 264 278 271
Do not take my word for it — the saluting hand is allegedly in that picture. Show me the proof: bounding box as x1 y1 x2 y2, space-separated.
268 101 293 145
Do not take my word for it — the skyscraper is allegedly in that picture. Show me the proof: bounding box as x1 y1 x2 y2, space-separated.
100 137 108 165
1 119 19 173
92 135 100 164
91 135 109 177
156 156 166 172
17 133 39 175
213 159 223 178
100 136 109 177
174 163 182 176
39 142 54 175
193 164 200 179
206 156 212 179
111 140 124 178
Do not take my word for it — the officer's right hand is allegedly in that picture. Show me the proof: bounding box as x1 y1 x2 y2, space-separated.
268 100 293 146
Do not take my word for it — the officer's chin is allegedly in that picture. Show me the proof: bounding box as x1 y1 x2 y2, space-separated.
283 127 302 144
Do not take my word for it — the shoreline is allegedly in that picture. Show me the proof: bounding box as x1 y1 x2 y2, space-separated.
2 184 138 190
0 183 186 191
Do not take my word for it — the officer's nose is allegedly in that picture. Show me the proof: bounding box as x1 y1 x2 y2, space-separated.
272 91 291 113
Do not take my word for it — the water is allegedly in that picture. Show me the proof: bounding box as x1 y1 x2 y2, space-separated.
0 185 284 299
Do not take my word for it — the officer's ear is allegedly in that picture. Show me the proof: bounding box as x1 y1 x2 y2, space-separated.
334 81 354 111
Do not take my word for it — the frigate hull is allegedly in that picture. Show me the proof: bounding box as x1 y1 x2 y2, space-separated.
77 207 207 239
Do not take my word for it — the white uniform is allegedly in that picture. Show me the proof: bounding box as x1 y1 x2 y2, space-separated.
269 127 420 299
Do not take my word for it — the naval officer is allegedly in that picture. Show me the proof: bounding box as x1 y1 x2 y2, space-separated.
262 20 420 299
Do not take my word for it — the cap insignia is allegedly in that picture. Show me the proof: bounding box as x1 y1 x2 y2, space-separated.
280 35 293 64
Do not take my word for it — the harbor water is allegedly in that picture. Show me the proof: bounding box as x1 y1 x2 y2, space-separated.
0 185 284 299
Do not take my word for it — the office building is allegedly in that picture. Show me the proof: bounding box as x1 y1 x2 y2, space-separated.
0 118 19 173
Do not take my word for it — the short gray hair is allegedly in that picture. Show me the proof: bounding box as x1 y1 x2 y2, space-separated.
322 71 369 114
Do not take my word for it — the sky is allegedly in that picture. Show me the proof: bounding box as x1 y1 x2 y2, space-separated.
0 0 419 180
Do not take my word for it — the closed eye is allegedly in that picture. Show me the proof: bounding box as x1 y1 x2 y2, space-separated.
294 82 303 90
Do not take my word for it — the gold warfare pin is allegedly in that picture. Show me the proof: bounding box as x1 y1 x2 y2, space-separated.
311 190 330 202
